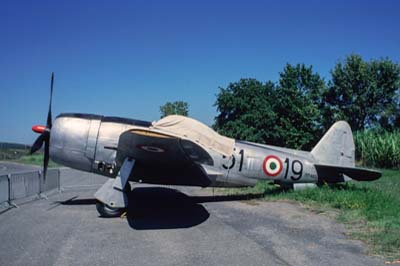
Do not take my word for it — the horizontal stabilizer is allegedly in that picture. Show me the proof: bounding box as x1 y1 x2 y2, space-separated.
315 164 381 182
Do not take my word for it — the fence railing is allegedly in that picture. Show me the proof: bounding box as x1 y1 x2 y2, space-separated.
0 168 60 207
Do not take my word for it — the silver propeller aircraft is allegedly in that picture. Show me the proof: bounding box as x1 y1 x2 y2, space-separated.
30 74 381 217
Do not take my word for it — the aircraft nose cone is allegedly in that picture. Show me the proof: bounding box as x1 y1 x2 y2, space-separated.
32 125 46 134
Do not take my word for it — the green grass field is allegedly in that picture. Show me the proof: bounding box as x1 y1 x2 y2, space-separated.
0 148 29 161
223 169 400 260
0 148 58 167
15 153 59 167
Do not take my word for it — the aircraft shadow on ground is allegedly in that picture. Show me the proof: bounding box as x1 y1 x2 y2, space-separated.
57 186 268 230
127 187 283 230
58 196 97 205
126 187 210 230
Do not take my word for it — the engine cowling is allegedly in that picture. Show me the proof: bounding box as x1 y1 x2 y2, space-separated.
50 114 102 172
49 113 152 175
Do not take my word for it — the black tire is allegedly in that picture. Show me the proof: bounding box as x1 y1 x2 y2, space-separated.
96 182 131 218
96 201 125 218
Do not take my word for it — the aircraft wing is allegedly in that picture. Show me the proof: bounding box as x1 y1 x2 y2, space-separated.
114 128 218 187
116 128 214 167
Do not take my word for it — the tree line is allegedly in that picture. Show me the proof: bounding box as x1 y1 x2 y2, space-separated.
160 54 400 151
214 54 400 150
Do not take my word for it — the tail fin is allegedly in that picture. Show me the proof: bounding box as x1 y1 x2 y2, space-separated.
311 121 381 182
311 121 355 167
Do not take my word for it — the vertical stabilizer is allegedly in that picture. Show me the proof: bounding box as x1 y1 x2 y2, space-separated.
311 121 355 167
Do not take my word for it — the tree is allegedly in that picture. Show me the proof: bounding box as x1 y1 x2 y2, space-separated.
214 78 277 143
273 64 326 150
159 101 189 118
213 55 399 151
324 54 400 131
214 66 327 150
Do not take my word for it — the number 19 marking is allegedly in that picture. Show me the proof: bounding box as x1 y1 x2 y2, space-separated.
284 158 303 180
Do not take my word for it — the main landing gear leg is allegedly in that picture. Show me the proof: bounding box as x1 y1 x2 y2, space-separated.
94 158 135 217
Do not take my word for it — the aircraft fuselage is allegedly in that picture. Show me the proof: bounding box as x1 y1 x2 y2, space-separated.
49 113 323 188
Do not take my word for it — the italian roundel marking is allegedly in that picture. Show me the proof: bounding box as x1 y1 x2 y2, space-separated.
137 145 165 153
263 155 283 177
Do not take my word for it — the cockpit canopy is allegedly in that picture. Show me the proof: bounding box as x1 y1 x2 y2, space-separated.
151 115 235 156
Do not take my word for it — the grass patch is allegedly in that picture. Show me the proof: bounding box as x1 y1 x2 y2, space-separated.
0 147 59 167
0 148 29 160
223 169 400 260
15 153 59 168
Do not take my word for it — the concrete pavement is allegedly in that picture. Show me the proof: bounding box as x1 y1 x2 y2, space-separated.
0 167 384 266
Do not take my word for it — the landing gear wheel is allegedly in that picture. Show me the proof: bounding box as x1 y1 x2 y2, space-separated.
96 201 125 218
96 182 131 218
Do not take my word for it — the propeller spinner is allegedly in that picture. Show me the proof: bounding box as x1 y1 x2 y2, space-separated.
30 72 54 180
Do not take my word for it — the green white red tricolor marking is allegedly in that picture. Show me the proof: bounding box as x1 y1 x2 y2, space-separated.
137 145 165 153
263 155 283 177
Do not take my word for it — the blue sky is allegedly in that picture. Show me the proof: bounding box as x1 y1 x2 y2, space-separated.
1 0 399 144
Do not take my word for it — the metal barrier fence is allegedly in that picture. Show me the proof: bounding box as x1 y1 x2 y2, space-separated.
0 175 8 205
0 168 60 206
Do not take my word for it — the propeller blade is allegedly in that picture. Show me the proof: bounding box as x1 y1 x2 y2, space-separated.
46 72 54 129
43 137 50 181
31 72 54 181
30 133 46 154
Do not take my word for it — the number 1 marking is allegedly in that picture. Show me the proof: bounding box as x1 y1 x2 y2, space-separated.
284 158 290 179
238 149 244 172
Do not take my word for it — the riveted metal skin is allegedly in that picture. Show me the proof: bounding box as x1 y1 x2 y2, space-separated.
50 116 96 172
209 141 318 187
50 115 380 189
49 113 151 175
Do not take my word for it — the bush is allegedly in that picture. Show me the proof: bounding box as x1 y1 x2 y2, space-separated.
354 130 400 169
